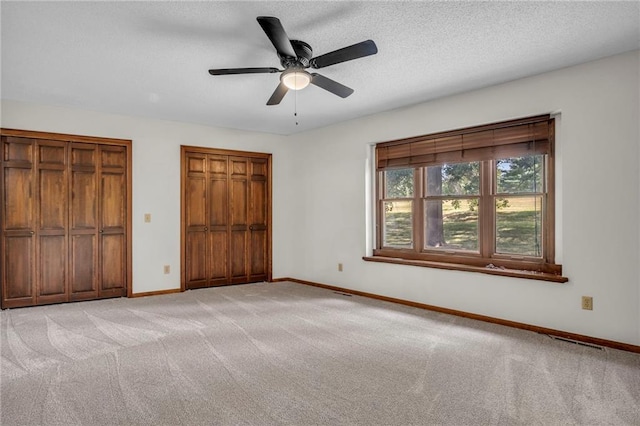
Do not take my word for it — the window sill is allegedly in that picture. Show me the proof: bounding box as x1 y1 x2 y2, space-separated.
362 256 569 283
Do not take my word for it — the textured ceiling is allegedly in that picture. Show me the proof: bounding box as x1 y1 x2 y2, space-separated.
2 1 639 135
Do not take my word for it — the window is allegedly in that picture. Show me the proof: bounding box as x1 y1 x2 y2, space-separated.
371 115 565 282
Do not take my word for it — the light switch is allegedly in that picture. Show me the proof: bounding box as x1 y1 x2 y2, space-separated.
144 213 151 223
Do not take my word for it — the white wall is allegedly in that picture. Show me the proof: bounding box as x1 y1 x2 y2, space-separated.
287 50 640 346
2 50 638 346
0 101 296 293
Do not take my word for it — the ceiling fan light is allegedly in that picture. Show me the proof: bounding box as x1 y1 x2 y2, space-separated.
281 69 311 90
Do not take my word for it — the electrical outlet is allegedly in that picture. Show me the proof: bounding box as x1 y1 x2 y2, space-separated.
163 265 170 274
144 213 151 223
338 263 343 272
582 296 593 310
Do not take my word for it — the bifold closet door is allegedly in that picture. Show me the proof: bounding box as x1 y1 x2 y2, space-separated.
2 137 37 307
184 152 215 289
208 154 230 285
228 156 269 284
36 140 68 305
247 157 268 283
98 145 127 298
70 143 99 299
182 148 270 290
1 137 68 307
229 156 249 284
69 143 127 300
184 153 233 289
1 131 129 309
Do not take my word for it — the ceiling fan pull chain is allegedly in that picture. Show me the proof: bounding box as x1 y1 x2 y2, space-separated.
295 89 299 126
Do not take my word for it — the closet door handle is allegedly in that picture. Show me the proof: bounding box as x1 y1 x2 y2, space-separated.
204 227 208 231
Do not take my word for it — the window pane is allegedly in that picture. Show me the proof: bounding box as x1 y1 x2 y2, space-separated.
496 155 544 194
383 200 413 248
426 162 480 196
384 169 413 198
425 199 479 251
495 196 543 256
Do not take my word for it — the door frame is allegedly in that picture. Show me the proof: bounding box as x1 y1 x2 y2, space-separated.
180 145 273 291
0 128 133 306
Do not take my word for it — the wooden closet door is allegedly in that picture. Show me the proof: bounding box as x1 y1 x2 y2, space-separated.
248 158 268 283
70 143 99 300
182 147 271 290
2 129 130 309
184 153 209 289
1 137 36 308
229 156 249 284
99 146 127 297
208 155 229 285
36 140 68 304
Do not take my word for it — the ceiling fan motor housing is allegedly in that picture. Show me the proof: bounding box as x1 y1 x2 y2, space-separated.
280 40 313 68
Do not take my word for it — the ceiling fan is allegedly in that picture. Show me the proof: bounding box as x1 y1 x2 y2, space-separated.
208 16 378 105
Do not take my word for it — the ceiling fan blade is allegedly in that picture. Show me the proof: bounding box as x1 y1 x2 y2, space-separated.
310 73 354 98
209 67 280 75
310 40 378 69
267 82 289 105
257 16 297 59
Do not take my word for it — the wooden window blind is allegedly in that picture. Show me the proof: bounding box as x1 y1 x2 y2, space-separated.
376 115 552 170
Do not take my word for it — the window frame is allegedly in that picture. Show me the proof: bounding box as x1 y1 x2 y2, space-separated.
371 116 564 281
379 168 416 249
422 161 482 254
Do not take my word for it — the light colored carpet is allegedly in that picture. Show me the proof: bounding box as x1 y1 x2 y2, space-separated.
1 281 639 425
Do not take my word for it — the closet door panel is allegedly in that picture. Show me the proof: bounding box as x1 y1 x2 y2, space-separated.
4 137 33 162
4 237 34 302
100 146 126 232
72 144 96 166
210 179 227 226
4 168 33 230
230 231 247 282
38 143 65 164
230 179 247 226
101 234 125 291
187 178 207 226
39 169 66 229
250 180 267 225
209 156 227 175
71 172 97 229
101 147 126 168
70 235 97 296
209 231 228 282
101 173 125 229
39 236 66 298
186 232 208 288
250 230 267 278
